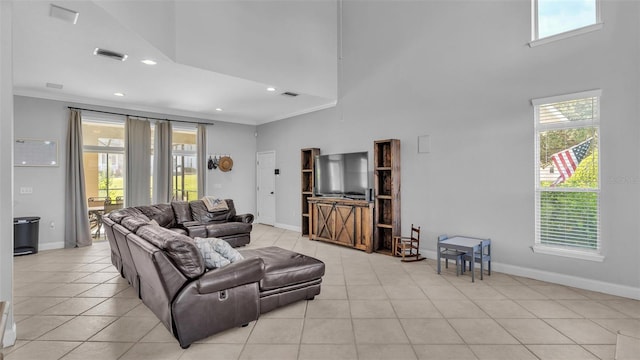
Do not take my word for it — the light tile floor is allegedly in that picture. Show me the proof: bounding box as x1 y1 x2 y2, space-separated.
3 224 639 360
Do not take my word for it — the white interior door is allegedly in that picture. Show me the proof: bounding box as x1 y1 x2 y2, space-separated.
256 151 276 226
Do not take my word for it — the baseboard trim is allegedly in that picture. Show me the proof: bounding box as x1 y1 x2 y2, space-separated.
421 249 640 300
274 223 301 232
38 242 64 251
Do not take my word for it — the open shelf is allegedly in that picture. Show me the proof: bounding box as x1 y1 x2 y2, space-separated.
302 172 313 193
375 141 393 168
374 227 394 253
301 150 316 171
375 197 392 225
376 170 393 197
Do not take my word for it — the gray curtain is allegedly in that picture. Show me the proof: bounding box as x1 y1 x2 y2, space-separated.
64 109 91 247
197 123 207 198
125 117 151 206
153 121 172 203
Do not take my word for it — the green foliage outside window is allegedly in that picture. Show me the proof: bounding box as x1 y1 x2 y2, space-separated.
563 150 598 188
539 191 598 249
98 173 124 200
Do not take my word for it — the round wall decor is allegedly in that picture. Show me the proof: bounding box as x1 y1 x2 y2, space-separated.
218 156 233 172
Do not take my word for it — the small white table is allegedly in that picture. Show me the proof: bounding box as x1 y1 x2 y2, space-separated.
437 236 491 282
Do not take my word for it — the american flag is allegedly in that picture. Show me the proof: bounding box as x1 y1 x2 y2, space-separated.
551 138 593 186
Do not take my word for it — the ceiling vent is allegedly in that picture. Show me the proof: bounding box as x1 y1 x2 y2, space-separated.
46 82 63 90
93 48 128 62
281 91 299 97
50 4 79 25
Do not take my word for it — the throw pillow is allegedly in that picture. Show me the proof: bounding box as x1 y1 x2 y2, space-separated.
194 237 230 269
209 237 244 263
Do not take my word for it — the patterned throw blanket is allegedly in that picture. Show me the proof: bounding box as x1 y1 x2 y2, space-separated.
201 196 229 212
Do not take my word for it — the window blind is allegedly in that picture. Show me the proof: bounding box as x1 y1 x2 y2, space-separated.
536 190 600 250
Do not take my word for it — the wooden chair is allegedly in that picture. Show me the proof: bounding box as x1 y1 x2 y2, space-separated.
438 234 465 276
0 301 9 360
393 224 425 262
104 197 124 214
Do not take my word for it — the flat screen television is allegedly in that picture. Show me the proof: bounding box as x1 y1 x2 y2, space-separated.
314 151 368 199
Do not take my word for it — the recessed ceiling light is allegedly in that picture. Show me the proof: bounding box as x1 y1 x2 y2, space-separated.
113 92 125 97
215 108 223 112
266 87 276 92
141 59 157 65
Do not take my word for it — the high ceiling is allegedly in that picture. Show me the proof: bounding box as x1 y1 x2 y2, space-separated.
12 1 338 125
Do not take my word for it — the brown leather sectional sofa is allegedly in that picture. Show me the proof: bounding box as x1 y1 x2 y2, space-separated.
102 199 252 281
102 201 325 348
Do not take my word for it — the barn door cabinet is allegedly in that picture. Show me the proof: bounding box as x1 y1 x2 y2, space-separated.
308 197 373 253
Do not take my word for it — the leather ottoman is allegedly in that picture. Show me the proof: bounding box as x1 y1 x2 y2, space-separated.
240 246 325 313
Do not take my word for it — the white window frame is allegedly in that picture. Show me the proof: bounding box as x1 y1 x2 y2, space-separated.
171 125 198 201
532 89 604 262
530 0 603 47
82 115 126 202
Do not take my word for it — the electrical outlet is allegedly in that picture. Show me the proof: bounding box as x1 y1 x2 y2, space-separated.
19 187 33 194
213 183 222 189
49 221 55 229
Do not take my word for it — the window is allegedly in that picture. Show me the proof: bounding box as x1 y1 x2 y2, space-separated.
82 117 125 202
533 90 602 261
531 0 602 45
172 126 198 201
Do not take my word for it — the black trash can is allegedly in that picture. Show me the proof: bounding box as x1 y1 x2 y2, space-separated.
14 216 40 256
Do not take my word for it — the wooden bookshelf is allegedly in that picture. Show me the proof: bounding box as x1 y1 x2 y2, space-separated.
301 148 320 236
373 139 401 255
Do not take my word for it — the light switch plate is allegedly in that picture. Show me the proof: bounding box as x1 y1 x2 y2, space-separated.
418 135 430 153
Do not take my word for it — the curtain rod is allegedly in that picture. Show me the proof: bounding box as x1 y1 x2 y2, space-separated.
67 106 213 126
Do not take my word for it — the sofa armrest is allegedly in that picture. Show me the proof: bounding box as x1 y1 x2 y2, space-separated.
196 257 265 294
232 213 254 224
182 221 202 228
185 224 207 238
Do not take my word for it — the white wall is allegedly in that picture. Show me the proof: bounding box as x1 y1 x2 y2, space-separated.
13 97 68 249
13 95 257 250
257 0 640 296
205 121 257 215
175 0 337 100
1 0 15 347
